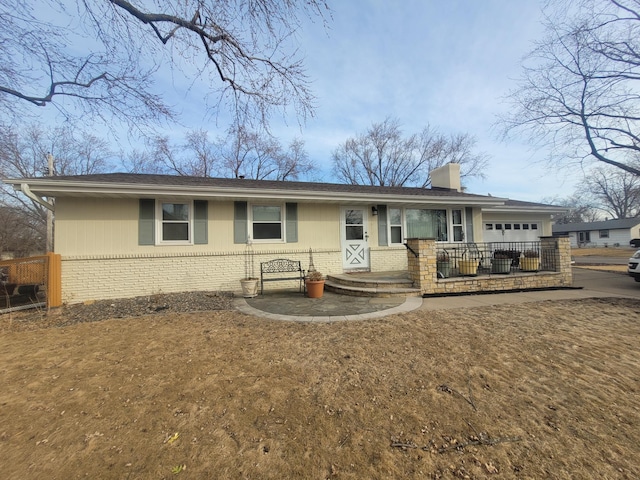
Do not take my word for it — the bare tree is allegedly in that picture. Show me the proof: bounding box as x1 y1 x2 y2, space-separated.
0 0 329 132
0 201 45 257
145 126 316 180
331 117 489 187
502 0 640 176
185 130 219 178
541 193 601 223
276 138 316 181
119 148 165 174
0 124 113 179
220 125 316 180
221 125 281 179
151 130 221 177
584 166 640 218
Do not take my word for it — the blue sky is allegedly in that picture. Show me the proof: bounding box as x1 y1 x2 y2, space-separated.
31 1 580 202
171 0 580 202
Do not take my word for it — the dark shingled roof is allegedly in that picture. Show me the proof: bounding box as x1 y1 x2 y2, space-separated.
552 217 640 233
19 172 495 200
503 199 560 208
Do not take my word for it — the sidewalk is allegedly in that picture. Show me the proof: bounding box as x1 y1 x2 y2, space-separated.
235 268 640 321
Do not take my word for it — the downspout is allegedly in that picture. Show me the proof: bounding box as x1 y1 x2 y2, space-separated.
19 183 54 211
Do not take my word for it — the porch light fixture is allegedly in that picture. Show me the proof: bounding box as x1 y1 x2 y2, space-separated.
371 206 378 216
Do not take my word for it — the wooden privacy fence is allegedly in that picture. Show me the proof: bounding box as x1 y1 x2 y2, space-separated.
0 253 62 310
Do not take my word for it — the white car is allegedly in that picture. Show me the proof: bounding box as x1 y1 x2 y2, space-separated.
628 250 640 282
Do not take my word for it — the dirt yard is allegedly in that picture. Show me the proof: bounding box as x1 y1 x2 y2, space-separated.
1 296 639 479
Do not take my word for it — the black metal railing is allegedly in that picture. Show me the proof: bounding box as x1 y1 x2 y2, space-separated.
435 241 554 278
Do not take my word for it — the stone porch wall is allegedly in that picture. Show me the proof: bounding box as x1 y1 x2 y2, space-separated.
406 236 572 295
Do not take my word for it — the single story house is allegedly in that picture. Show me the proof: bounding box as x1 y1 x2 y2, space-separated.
552 218 640 247
5 164 566 303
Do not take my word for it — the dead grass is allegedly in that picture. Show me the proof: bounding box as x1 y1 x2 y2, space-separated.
571 247 635 257
1 299 639 479
575 265 628 273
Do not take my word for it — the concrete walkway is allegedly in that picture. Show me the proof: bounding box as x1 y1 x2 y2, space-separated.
235 292 423 322
234 268 640 322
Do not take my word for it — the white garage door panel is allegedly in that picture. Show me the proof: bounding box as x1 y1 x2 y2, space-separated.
484 222 540 243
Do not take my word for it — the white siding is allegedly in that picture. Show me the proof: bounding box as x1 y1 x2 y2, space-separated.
591 228 630 247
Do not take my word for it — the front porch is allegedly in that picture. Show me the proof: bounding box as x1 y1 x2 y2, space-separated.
407 237 573 296
323 237 573 297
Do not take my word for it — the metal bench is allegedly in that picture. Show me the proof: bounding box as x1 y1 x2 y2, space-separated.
260 259 305 294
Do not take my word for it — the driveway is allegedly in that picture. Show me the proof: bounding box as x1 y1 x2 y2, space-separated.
573 266 640 298
573 256 629 265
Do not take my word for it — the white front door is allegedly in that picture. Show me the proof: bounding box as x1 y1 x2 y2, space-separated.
341 207 370 270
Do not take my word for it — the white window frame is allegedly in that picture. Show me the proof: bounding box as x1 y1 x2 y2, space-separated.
451 209 464 242
399 207 469 243
156 200 193 245
381 207 476 245
388 207 404 245
249 203 285 243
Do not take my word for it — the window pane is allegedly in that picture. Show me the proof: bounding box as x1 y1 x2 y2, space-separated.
486 224 493 230
390 208 402 225
345 209 363 225
452 209 462 224
253 205 281 222
253 222 282 240
346 225 363 240
391 225 402 244
531 224 538 230
163 203 189 221
163 223 189 241
406 209 428 238
523 224 529 230
453 225 464 242
406 209 447 241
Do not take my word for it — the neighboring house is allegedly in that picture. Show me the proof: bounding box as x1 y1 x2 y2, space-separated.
5 164 566 303
552 218 640 248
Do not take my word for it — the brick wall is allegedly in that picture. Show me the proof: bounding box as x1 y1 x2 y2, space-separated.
61 248 342 304
370 247 407 272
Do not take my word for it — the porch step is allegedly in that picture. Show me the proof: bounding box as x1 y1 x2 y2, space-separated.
325 272 422 298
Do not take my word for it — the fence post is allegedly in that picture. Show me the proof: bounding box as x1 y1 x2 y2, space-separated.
46 252 62 308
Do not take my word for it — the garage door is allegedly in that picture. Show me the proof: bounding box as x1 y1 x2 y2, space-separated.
483 222 540 243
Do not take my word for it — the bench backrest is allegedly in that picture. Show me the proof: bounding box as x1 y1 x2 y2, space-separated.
261 259 302 274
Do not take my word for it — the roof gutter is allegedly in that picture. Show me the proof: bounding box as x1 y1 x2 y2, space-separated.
19 183 54 211
5 179 507 208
